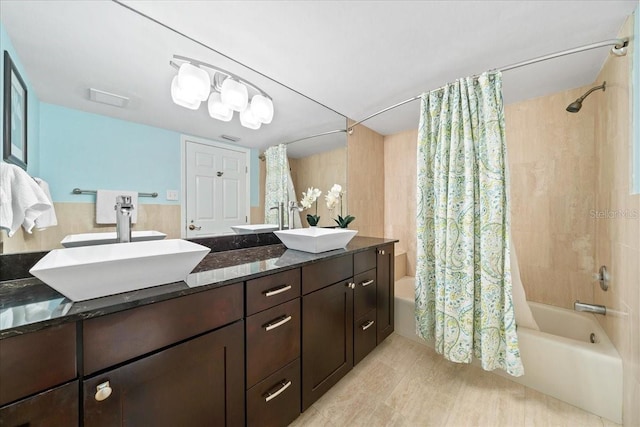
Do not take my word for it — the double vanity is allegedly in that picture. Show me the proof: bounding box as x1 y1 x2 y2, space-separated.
0 233 396 426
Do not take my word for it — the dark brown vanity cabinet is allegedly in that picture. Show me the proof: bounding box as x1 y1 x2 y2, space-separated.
301 246 396 410
246 269 301 427
376 244 395 344
0 322 78 427
301 255 354 411
0 381 79 427
82 283 245 427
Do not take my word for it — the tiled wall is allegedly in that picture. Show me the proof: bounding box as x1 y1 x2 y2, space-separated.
2 203 181 253
593 14 639 427
505 85 598 309
383 87 600 309
347 121 385 238
383 129 418 276
290 147 348 228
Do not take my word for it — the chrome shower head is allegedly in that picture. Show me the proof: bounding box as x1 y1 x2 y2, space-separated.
566 82 606 113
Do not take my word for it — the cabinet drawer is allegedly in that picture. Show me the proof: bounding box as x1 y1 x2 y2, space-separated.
83 282 243 375
0 380 78 427
302 255 353 295
247 358 301 427
354 310 377 365
354 269 377 320
246 298 300 388
0 322 76 406
246 269 300 316
354 249 376 275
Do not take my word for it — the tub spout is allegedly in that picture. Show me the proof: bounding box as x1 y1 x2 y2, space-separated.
574 300 606 315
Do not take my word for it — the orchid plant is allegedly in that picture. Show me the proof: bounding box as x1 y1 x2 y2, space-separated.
325 184 355 228
300 187 322 226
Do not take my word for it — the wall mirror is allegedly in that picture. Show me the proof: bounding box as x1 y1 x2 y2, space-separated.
0 1 347 253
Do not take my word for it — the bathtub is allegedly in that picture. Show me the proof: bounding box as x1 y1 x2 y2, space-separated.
394 276 623 423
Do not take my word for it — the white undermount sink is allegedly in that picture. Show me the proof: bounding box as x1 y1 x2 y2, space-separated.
274 228 357 253
60 230 167 248
29 239 210 301
231 224 279 234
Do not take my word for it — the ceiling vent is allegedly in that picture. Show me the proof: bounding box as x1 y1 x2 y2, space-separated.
88 88 129 108
220 134 241 143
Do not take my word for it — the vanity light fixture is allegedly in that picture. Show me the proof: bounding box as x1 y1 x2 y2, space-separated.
170 54 274 129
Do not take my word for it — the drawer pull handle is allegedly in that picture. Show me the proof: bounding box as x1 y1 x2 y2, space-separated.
361 320 375 331
346 282 355 289
378 249 385 255
361 279 374 287
95 381 112 401
264 315 292 331
264 380 292 402
264 284 292 297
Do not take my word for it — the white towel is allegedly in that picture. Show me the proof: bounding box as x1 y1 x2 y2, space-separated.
33 177 58 229
96 189 138 224
0 163 53 237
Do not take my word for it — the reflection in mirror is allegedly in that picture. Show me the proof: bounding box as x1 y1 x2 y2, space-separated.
0 1 346 253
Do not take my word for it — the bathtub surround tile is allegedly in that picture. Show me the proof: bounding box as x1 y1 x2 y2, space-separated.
296 333 618 426
348 121 385 239
383 129 418 277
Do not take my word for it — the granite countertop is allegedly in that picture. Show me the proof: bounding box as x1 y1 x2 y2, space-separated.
0 236 396 339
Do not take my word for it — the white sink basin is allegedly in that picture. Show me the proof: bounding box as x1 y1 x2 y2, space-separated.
30 239 210 301
274 228 357 253
231 224 279 234
61 230 167 248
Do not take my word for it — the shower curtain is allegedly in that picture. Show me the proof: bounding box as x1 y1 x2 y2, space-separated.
415 71 523 376
264 144 301 228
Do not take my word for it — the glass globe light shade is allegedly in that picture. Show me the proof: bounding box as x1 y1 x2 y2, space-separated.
171 76 201 110
177 63 210 101
221 78 248 112
208 92 233 122
250 94 274 124
239 106 261 130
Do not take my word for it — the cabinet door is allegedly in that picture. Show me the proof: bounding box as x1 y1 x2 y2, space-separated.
83 321 244 427
376 244 395 343
301 280 353 411
0 381 78 427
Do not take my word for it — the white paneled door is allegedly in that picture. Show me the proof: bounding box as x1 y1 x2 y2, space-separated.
185 139 248 237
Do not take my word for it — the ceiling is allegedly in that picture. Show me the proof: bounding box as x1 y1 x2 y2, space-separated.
122 0 637 135
1 0 637 153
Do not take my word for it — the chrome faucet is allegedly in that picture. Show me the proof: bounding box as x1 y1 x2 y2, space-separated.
115 195 134 243
270 201 284 230
288 201 301 229
574 300 606 315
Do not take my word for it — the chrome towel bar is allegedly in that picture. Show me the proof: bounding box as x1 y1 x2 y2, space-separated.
72 188 158 198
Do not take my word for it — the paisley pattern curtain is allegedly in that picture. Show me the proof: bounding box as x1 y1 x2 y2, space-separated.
415 71 523 376
264 144 301 228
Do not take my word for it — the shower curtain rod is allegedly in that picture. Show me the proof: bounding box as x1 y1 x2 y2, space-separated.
346 37 628 133
259 129 348 160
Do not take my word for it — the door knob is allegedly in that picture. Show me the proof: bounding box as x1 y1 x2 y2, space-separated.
189 224 201 231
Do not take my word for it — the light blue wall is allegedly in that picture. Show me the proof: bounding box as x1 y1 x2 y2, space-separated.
2 22 261 206
38 103 262 206
0 23 41 176
39 103 182 204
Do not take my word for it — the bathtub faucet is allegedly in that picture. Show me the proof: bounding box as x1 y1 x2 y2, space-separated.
574 300 606 315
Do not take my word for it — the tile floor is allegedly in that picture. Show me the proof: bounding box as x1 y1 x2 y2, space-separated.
290 333 620 427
